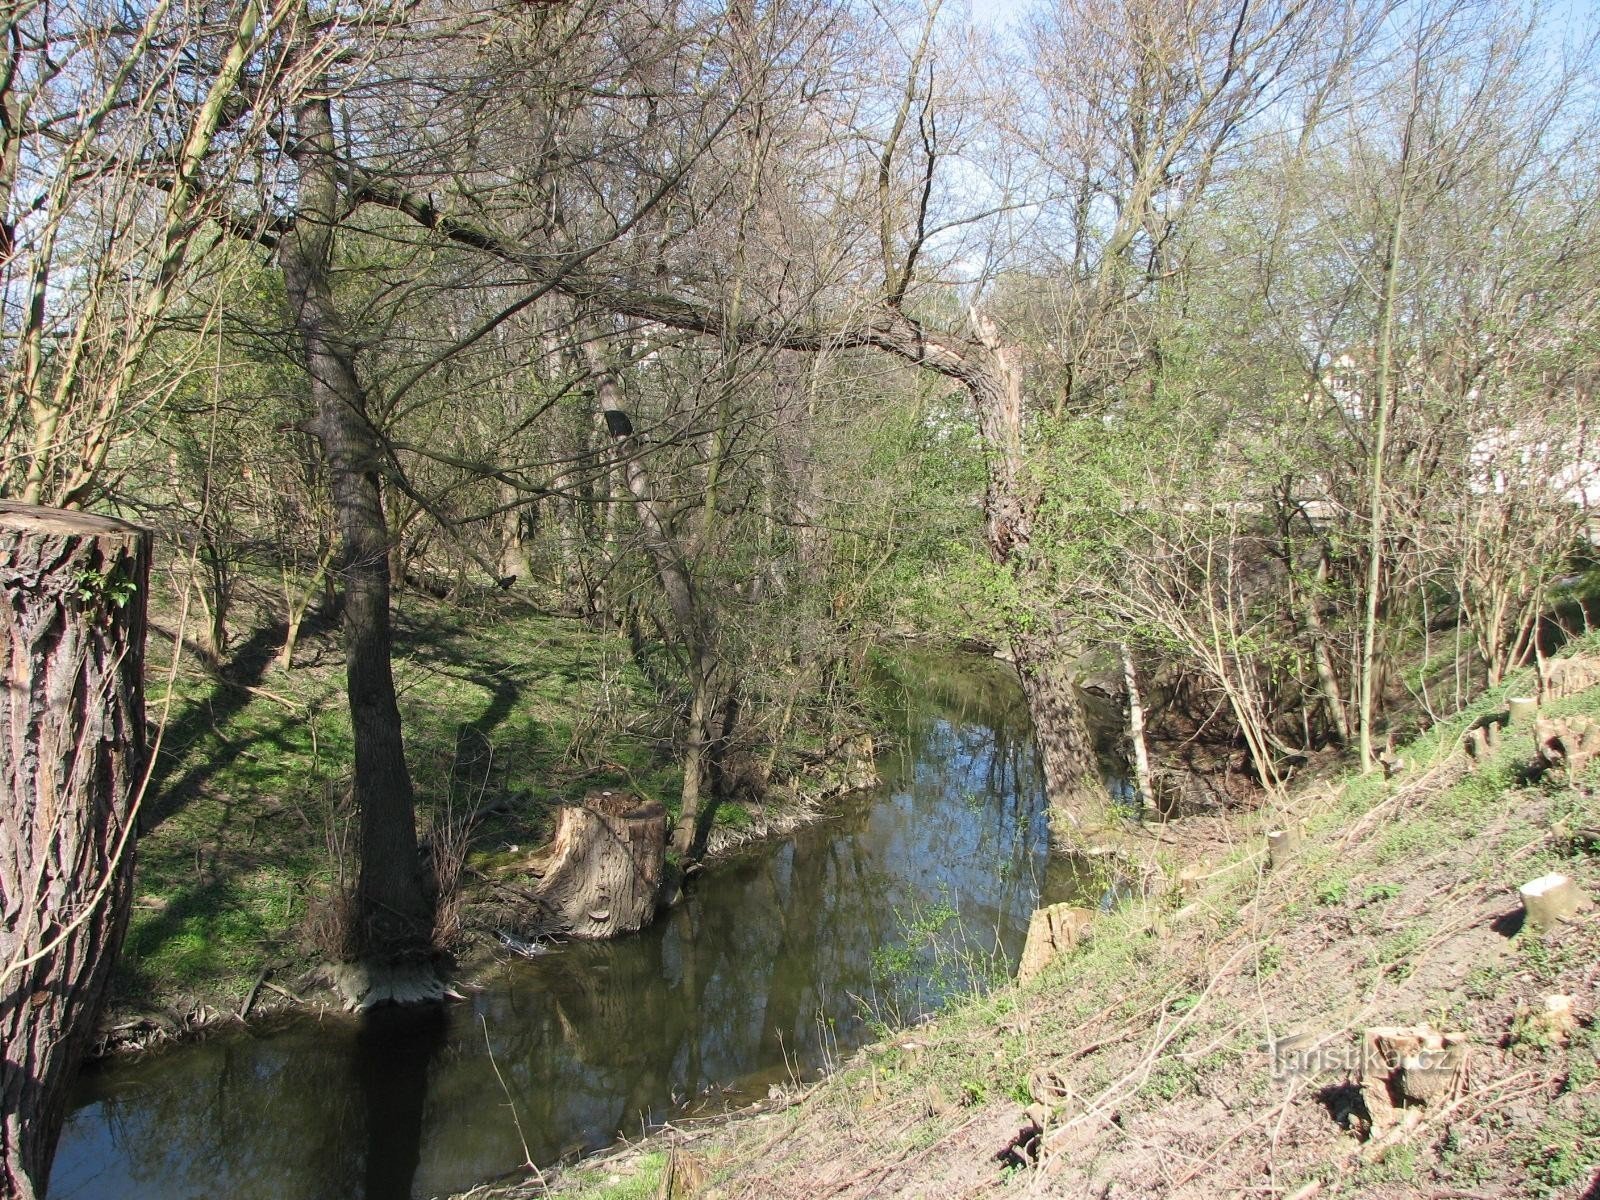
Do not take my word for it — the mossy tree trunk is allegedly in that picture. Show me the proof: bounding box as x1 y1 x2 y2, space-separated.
0 504 150 1199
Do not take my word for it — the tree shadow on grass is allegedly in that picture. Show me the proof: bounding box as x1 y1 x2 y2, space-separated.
142 619 297 835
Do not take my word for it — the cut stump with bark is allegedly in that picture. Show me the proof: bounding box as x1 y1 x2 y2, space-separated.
1532 715 1600 781
1463 719 1502 766
1017 903 1094 985
1 503 150 1200
531 791 666 939
1358 1026 1468 1131
1543 655 1600 700
1519 872 1590 932
1267 825 1304 869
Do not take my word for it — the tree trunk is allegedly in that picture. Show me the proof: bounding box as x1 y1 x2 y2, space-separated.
1302 552 1351 746
1013 632 1102 842
589 350 733 861
531 791 666 938
1120 643 1153 810
281 95 432 968
0 503 149 1200
962 320 1103 836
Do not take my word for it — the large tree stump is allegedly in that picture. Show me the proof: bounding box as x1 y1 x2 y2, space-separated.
1542 655 1600 700
1519 872 1589 932
530 791 666 939
0 503 150 1199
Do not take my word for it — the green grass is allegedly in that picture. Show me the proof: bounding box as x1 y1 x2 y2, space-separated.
557 1152 668 1198
120 595 679 1010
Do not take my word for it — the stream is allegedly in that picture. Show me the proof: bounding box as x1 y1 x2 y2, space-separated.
51 654 1121 1200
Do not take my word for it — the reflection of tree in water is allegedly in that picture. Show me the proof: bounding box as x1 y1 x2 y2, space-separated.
355 1006 448 1200
58 654 1104 1200
59 1027 364 1200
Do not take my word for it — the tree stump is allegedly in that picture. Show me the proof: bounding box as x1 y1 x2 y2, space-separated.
1519 872 1589 932
0 503 150 1200
1017 903 1094 984
1508 696 1537 727
1359 1026 1468 1130
530 791 666 939
1267 825 1303 869
1542 656 1600 700
1463 719 1501 766
1532 715 1600 780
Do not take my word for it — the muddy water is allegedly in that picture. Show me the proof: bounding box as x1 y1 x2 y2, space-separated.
52 655 1118 1200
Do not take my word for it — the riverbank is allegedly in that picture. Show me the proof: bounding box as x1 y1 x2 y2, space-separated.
102 590 881 1052
480 645 1600 1199
58 651 1072 1200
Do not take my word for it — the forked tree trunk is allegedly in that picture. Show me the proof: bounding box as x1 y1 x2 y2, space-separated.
0 504 150 1200
532 791 666 938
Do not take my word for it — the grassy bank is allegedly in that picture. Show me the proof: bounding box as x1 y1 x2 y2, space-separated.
506 641 1600 1199
115 587 863 1034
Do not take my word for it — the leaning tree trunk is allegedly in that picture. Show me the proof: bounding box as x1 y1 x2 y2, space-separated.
532 791 666 938
962 323 1103 838
1 504 150 1200
282 92 433 978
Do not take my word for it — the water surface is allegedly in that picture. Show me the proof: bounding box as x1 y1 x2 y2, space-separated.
53 654 1112 1200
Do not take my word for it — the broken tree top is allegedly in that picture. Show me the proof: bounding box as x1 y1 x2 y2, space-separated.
0 501 147 538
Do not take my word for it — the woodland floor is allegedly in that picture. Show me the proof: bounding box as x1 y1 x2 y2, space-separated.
472 648 1600 1200
106 586 687 1041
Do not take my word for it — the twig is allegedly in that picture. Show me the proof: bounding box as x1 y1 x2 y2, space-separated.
237 966 269 1020
481 1013 548 1192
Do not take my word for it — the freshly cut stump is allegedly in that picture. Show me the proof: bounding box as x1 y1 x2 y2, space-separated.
1 503 150 1200
532 791 666 939
1519 872 1589 932
1267 825 1303 869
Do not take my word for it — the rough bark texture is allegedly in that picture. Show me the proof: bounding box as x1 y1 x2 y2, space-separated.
1013 632 1103 843
1017 903 1094 985
532 790 666 939
282 94 432 966
0 503 149 1200
961 322 1103 837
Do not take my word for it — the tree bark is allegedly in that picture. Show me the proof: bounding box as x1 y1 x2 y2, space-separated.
281 95 432 967
964 317 1103 836
531 791 666 938
0 503 149 1200
1013 632 1102 841
1120 643 1153 810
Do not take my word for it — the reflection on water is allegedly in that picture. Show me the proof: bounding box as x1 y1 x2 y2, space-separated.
53 654 1115 1200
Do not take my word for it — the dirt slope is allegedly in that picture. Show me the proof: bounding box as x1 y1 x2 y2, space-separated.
478 658 1600 1200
